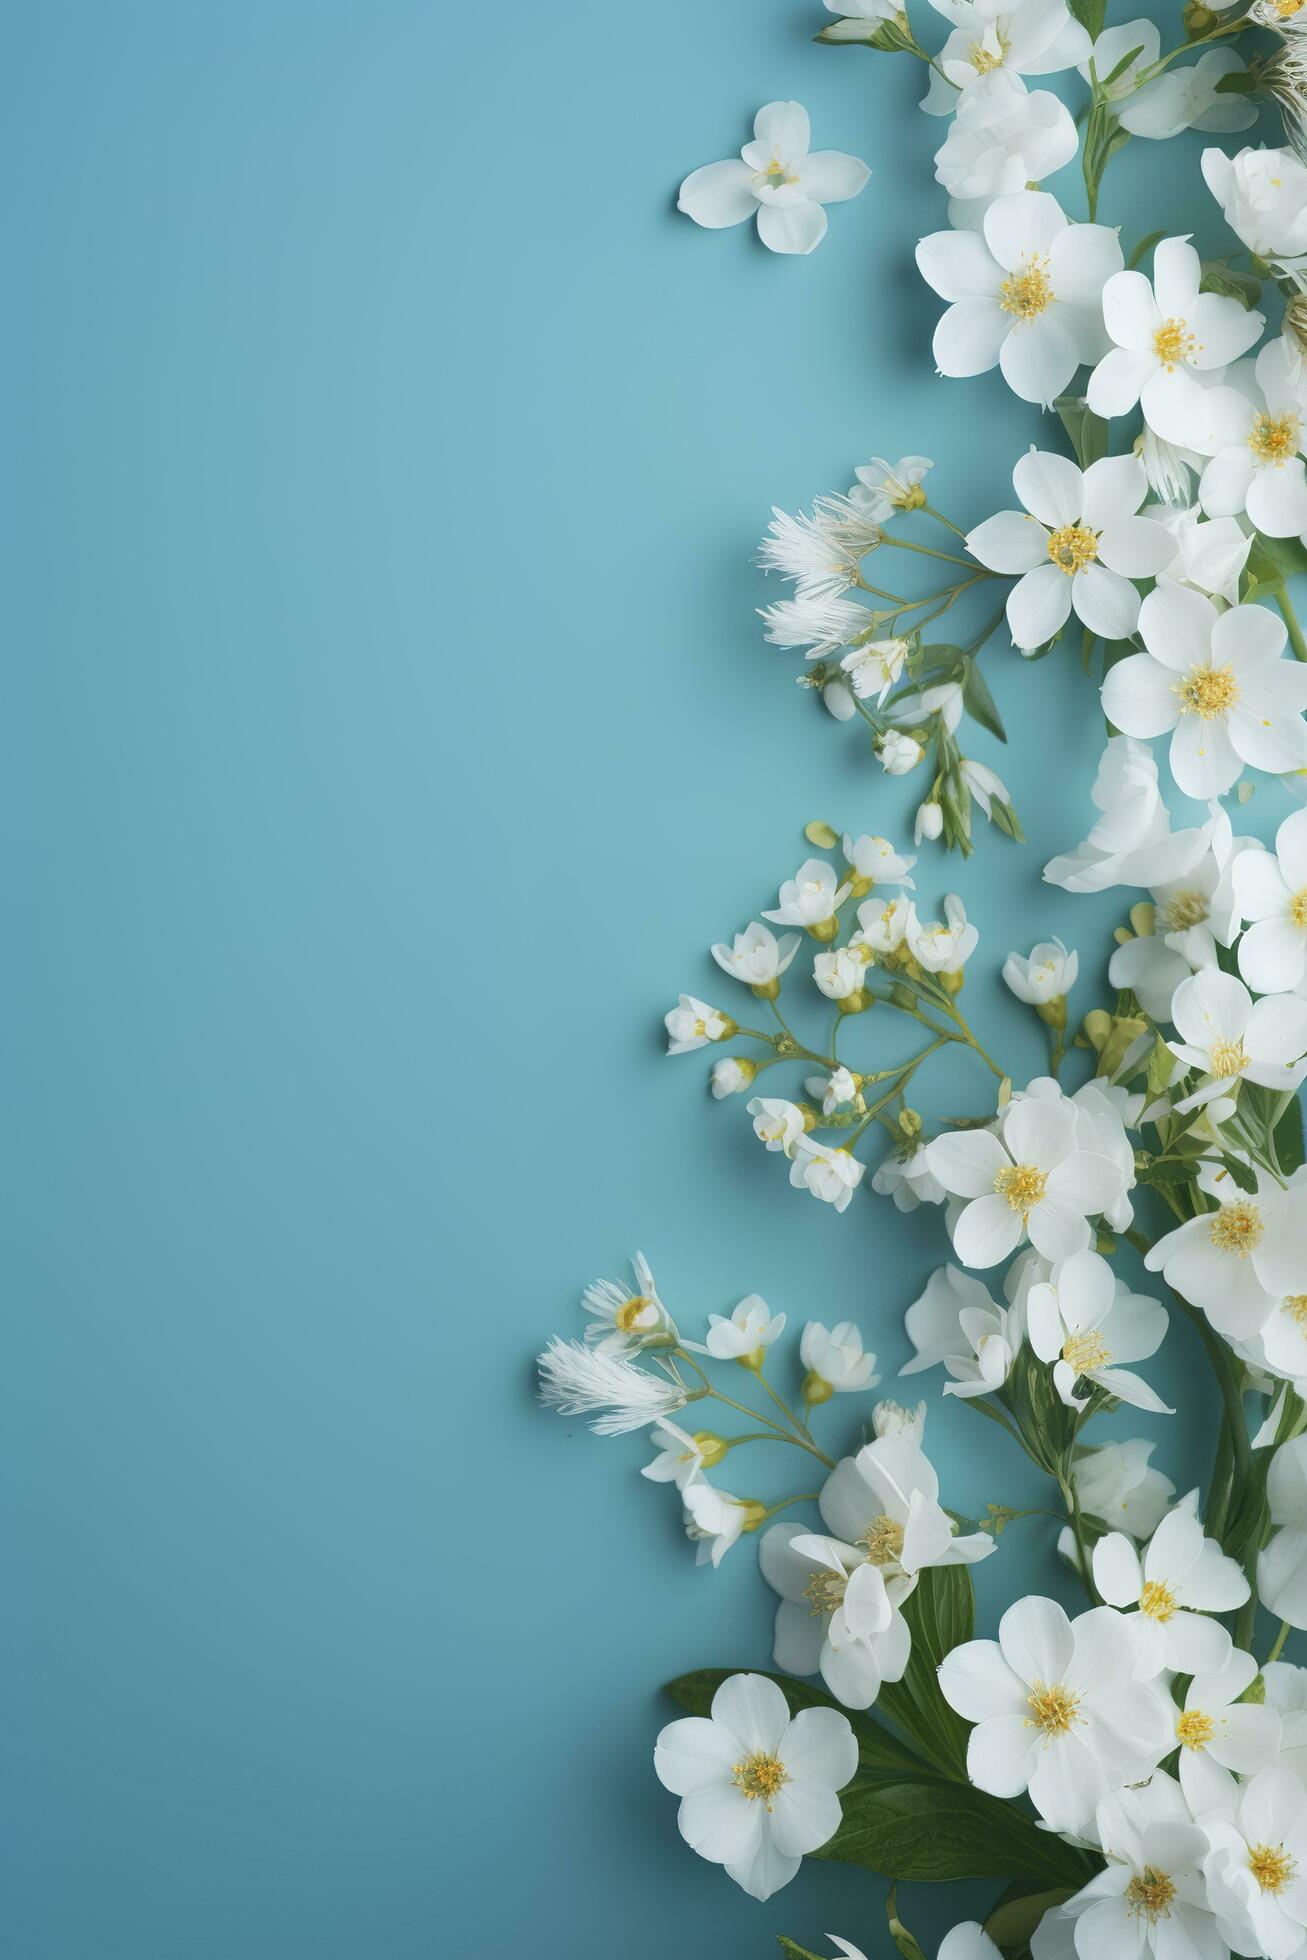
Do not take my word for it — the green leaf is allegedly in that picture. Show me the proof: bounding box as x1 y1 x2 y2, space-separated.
1200 259 1262 310
1067 0 1106 39
1214 65 1258 91
877 1567 974 1776
812 1778 1099 1888
985 1886 1077 1948
1219 1153 1258 1194
1053 395 1109 470
1276 1098 1305 1175
663 1669 928 1778
1245 535 1307 597
961 656 1007 742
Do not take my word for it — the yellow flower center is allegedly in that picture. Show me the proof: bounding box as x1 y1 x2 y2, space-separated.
1154 318 1198 369
1249 1843 1296 1895
1026 1680 1080 1735
1209 1201 1264 1256
999 257 1053 321
1127 1866 1178 1922
995 1163 1048 1213
1165 889 1209 930
1140 1579 1178 1621
969 39 1006 70
1273 0 1304 16
803 1568 848 1616
1291 889 1307 929
1062 1331 1111 1376
1286 1295 1307 1326
760 154 798 188
859 1513 906 1567
1046 523 1099 576
1176 1708 1215 1750
614 1294 652 1332
1210 1038 1250 1078
1250 411 1300 464
732 1751 788 1808
1176 665 1239 719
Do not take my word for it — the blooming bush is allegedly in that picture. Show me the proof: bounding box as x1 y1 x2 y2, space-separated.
538 2 1307 1955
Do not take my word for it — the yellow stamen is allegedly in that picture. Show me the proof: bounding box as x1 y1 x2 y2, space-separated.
859 1513 906 1567
1284 1295 1307 1326
994 1163 1047 1213
1026 1680 1079 1735
1139 1579 1177 1622
803 1568 848 1616
1249 1843 1295 1895
1209 1201 1264 1256
1127 1866 1178 1921
1210 1038 1250 1078
1062 1331 1111 1376
1154 318 1198 369
999 258 1053 321
1046 523 1099 576
1165 890 1209 930
615 1294 651 1332
1291 889 1307 929
1249 411 1300 465
1176 1708 1215 1749
1176 665 1239 719
732 1751 788 1808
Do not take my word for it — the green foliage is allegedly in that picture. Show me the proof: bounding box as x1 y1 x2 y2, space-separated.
811 1777 1097 1888
1245 534 1307 597
985 1885 1077 1950
777 1940 825 1960
961 655 1007 742
1067 0 1106 40
1052 395 1109 470
877 1566 974 1777
816 14 917 50
663 1668 928 1778
1276 1098 1306 1176
1199 259 1262 310
887 1887 929 1960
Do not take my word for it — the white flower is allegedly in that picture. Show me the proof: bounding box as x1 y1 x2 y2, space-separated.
878 730 925 775
1235 806 1307 995
1003 936 1077 1005
1145 498 1251 604
916 191 1122 408
1093 1496 1244 1677
813 947 867 1001
927 1094 1121 1267
900 1263 1020 1399
933 72 1078 215
582 1251 676 1352
967 449 1175 650
842 835 916 901
682 1483 757 1567
960 759 1012 821
1143 1159 1302 1342
1170 1647 1283 1816
758 499 882 599
1101 583 1307 800
760 1524 909 1710
763 858 852 932
871 1397 926 1440
1167 967 1307 1109
800 1320 879 1398
678 102 870 256
1260 1436 1307 1630
643 1419 715 1491
1107 806 1248 1020
1264 1662 1307 1791
789 1139 866 1212
848 454 933 520
819 1434 995 1597
1120 48 1258 141
854 892 912 960
920 0 1090 114
1087 236 1264 445
871 1140 946 1210
1202 143 1307 265
1042 1076 1139 1230
1072 1438 1176 1538
821 678 857 721
536 1338 687 1436
711 1056 757 1099
1203 1767 1307 1960
805 1065 860 1115
936 1932 1001 1960
747 1096 807 1152
1027 1247 1170 1412
760 592 873 656
908 893 978 974
705 1294 787 1363
1043 736 1212 894
665 993 737 1054
1055 1773 1225 1960
841 636 908 702
711 921 801 988
654 1673 858 1899
1077 18 1159 102
916 799 945 843
1199 338 1307 539
938 1595 1171 1833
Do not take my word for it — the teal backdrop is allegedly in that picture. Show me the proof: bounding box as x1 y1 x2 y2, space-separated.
4 2 1300 1956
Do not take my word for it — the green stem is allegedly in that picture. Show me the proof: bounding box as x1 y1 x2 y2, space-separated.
879 535 977 571
1059 1470 1102 1604
1265 1620 1291 1667
921 502 968 541
1277 588 1307 664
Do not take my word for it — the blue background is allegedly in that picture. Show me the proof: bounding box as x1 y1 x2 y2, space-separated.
3 2 1299 1955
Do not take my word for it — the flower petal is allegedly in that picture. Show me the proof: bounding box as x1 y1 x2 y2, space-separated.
1008 562 1073 649
799 149 870 204
678 159 758 229
756 200 828 255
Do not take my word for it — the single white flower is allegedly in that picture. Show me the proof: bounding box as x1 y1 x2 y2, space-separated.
900 1263 1020 1398
678 102 870 256
938 1595 1172 1833
682 1482 758 1567
1260 1435 1307 1630
1072 1438 1176 1538
642 1419 717 1491
1235 805 1307 995
1199 338 1307 539
916 799 945 843
758 499 882 599
927 1095 1121 1267
1202 143 1307 265
665 993 737 1055
933 72 1078 215
841 636 908 702
878 729 925 775
1003 936 1077 1006
1203 1767 1307 1960
908 893 978 974
920 0 1090 114
896 677 965 731
1145 498 1251 604
1093 1495 1244 1676
1043 736 1212 894
1055 1772 1226 1960
537 1338 687 1436
582 1251 676 1352
1167 966 1307 1109
789 1138 866 1212
654 1673 858 1899
705 1294 787 1364
871 1397 926 1440
760 1524 908 1710
959 758 1012 822
805 1065 860 1116
763 858 852 933
747 1096 807 1153
854 892 912 960
848 454 933 520
813 946 867 1001
760 592 873 656
843 833 916 897
1101 583 1307 800
1171 1646 1283 1816
1027 1247 1170 1412
1087 236 1264 445
819 1434 995 1600
1144 1159 1300 1342
711 921 801 989
1107 806 1249 1020
1120 47 1258 141
871 1140 946 1210
800 1320 879 1398
967 449 1175 650
916 191 1122 407
711 1056 757 1099
1019 1076 1140 1231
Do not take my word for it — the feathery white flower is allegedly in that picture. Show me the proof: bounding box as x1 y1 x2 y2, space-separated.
678 102 870 256
758 499 881 598
841 636 908 702
537 1338 687 1436
759 592 872 656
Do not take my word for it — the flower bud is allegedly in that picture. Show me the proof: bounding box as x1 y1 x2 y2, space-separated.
1035 996 1068 1031
940 967 966 995
738 1500 769 1535
836 988 871 1015
915 799 944 842
711 1056 757 1098
899 1107 923 1137
1082 1008 1113 1053
802 1370 834 1406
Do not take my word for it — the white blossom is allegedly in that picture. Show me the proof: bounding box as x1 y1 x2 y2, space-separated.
1202 142 1307 264
537 1338 687 1436
789 1138 866 1212
678 102 870 256
1003 936 1077 1005
704 1294 787 1363
665 994 737 1054
801 1319 879 1395
1092 1495 1244 1676
711 921 801 988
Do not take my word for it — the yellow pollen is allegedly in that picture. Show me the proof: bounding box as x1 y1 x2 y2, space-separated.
1062 1331 1111 1376
1285 1295 1307 1326
1176 665 1239 720
1210 1038 1250 1078
803 1568 848 1617
860 1513 906 1567
1153 318 1197 369
1210 1201 1264 1256
995 1163 1047 1213
1046 523 1099 576
999 258 1053 321
1127 1866 1178 1922
1139 1579 1178 1622
1164 889 1209 930
1273 0 1305 15
614 1294 651 1332
1250 411 1300 465
1291 889 1307 929
732 1751 788 1808
1249 1843 1295 1895
1176 1708 1215 1749
1026 1680 1080 1735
